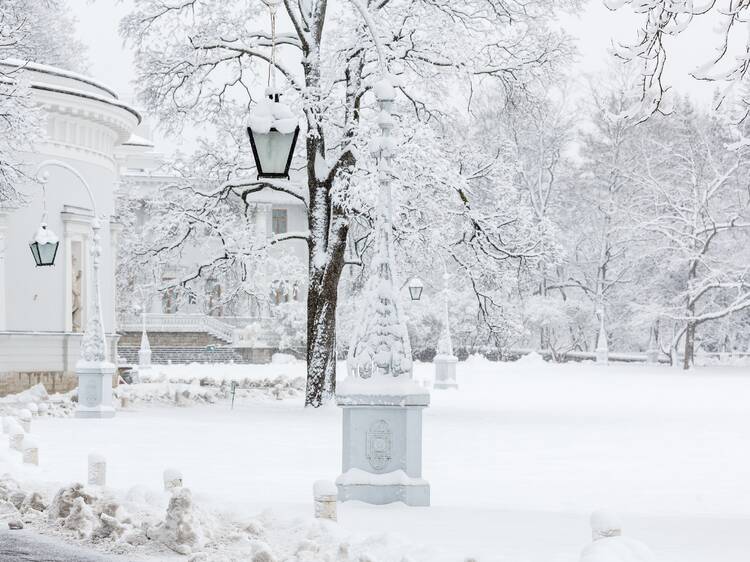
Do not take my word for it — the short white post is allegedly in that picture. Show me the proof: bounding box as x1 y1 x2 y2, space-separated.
313 480 338 521
590 510 622 541
1 416 13 434
9 425 24 451
18 409 32 433
22 437 39 465
163 468 183 491
88 453 106 486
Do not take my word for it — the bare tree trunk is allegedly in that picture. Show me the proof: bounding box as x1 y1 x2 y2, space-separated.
304 177 349 406
683 320 696 370
683 259 698 370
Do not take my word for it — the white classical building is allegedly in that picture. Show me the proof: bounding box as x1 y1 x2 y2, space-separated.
0 60 140 396
118 131 310 361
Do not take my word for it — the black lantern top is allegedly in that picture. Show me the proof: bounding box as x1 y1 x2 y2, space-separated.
247 92 300 180
29 223 60 267
408 277 424 301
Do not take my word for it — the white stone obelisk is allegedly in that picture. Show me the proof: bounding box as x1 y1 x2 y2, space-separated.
139 311 152 368
337 77 430 507
434 274 458 389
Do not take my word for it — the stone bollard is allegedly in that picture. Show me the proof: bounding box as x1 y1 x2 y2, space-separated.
9 425 24 451
38 403 49 416
22 437 39 465
590 510 622 541
120 395 130 409
88 453 106 486
18 409 32 433
313 480 338 521
163 468 183 491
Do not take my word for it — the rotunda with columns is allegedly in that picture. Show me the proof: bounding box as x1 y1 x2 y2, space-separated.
0 59 140 396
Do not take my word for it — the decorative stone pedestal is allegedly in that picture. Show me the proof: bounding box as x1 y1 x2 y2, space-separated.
336 384 430 507
76 363 116 418
433 354 458 389
138 348 152 368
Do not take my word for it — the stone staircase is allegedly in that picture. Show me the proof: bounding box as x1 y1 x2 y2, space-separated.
118 331 226 347
117 344 245 365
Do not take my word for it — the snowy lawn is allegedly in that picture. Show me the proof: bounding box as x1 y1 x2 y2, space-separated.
4 356 750 561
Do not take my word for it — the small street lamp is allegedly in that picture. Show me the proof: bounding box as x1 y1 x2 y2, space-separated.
35 163 115 418
407 277 424 301
29 223 59 267
29 181 59 267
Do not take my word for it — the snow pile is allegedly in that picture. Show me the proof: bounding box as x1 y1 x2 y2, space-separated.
515 351 547 366
580 536 658 562
137 365 305 394
147 487 204 555
0 384 77 419
119 378 304 406
581 511 657 562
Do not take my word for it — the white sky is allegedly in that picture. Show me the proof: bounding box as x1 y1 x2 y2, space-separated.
67 0 722 145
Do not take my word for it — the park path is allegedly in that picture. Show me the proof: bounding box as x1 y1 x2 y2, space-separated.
0 530 125 561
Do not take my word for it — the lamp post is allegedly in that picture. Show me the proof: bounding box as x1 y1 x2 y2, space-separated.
36 160 115 418
337 78 430 507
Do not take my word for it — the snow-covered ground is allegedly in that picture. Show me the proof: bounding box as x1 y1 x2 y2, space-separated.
2 356 749 561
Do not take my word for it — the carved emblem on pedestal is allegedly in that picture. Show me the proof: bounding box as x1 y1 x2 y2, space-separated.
366 419 392 471
80 379 99 407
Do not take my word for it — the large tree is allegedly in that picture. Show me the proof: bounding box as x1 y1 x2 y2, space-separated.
0 0 87 205
122 0 574 406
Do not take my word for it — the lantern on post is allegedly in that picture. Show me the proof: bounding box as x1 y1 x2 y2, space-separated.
408 277 424 301
246 0 300 179
29 177 59 266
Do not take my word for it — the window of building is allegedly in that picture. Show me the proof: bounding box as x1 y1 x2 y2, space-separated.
272 208 288 235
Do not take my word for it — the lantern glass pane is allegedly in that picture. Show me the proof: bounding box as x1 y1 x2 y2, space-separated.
29 242 42 266
409 286 423 301
39 241 59 265
254 129 296 177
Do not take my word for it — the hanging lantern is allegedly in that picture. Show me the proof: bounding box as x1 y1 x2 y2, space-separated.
247 91 300 179
408 277 424 301
29 223 59 267
246 1 300 180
